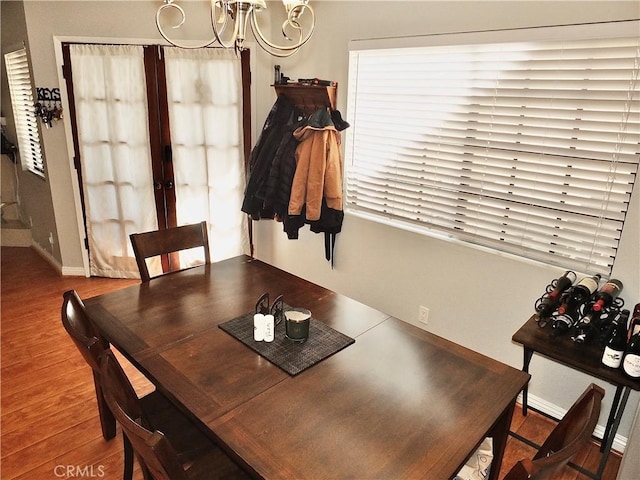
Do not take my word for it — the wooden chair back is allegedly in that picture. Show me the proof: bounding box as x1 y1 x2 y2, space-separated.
61 290 107 370
101 350 188 480
503 383 604 480
99 349 145 422
130 221 210 282
61 289 116 441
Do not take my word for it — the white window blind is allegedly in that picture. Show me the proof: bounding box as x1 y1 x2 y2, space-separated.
4 47 45 178
345 21 640 277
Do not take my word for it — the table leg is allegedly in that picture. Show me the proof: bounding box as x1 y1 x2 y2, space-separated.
521 347 534 416
488 399 517 480
596 386 630 478
601 386 623 453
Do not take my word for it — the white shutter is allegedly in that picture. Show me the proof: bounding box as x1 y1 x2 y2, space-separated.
4 48 45 177
345 21 640 277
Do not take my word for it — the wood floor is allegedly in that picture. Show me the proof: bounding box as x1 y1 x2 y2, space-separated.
0 246 622 480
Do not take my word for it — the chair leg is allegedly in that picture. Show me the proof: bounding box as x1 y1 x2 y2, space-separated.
122 434 134 480
94 373 116 440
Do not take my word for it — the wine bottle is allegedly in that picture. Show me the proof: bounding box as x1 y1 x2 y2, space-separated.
592 279 623 312
535 270 576 323
571 309 601 344
627 302 640 342
601 309 629 369
551 275 600 335
551 297 579 335
622 326 640 379
558 275 600 314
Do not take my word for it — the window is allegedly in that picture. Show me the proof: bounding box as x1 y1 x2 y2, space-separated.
345 21 640 277
4 47 45 178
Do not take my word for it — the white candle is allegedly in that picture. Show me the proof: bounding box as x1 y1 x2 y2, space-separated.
254 313 265 341
264 314 275 342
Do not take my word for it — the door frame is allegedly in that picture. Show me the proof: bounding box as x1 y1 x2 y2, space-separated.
53 35 257 277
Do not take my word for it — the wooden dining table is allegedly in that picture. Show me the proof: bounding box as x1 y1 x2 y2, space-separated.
84 255 530 480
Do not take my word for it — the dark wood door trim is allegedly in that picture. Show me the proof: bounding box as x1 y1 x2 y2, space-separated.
144 46 175 272
61 43 89 251
241 49 254 257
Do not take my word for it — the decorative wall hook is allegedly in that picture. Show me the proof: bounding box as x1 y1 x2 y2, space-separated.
35 87 63 128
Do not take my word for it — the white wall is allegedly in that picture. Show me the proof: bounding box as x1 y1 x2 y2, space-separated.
15 0 640 444
250 1 640 445
1 0 60 262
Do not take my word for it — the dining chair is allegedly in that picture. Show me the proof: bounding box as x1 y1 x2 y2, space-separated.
61 290 116 441
61 290 236 480
101 349 250 480
503 383 604 480
129 221 210 282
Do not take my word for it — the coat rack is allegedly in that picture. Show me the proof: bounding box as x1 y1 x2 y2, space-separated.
273 82 337 115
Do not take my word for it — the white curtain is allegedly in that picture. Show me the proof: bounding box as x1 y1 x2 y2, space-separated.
70 44 156 278
70 45 248 277
164 47 249 263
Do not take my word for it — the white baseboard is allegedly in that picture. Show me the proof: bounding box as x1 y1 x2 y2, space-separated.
62 265 87 276
520 392 627 453
31 240 87 277
31 240 63 274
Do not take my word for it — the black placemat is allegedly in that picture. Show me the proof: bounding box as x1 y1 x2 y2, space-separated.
219 308 355 376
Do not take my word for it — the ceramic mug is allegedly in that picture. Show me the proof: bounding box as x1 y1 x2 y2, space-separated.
285 308 311 343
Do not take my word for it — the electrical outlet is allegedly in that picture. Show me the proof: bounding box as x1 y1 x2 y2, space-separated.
419 305 429 325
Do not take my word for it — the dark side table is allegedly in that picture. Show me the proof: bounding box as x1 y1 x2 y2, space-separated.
512 315 640 480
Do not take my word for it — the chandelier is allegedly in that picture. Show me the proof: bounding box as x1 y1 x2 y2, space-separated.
156 0 315 57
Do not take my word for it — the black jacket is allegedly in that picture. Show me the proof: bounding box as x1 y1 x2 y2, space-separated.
241 96 303 219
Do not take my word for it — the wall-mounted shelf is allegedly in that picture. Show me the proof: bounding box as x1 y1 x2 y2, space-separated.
273 83 338 114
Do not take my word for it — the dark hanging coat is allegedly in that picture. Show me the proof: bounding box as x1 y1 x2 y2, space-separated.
241 95 302 220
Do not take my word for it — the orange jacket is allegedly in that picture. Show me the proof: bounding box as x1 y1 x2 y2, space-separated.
288 110 343 221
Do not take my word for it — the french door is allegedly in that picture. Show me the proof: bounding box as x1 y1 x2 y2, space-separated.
62 43 251 278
